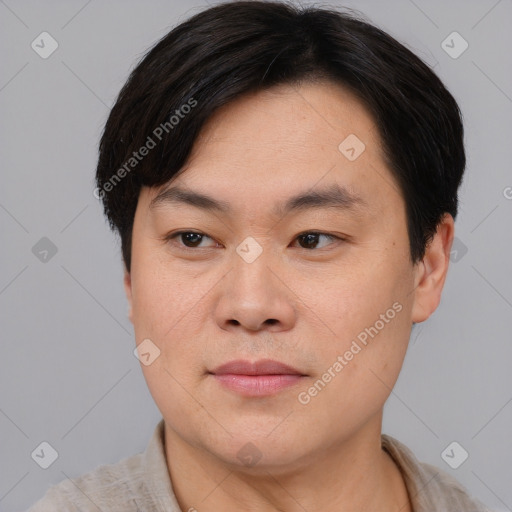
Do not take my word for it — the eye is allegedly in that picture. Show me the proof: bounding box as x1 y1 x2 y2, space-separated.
166 231 217 249
165 230 343 251
293 232 341 250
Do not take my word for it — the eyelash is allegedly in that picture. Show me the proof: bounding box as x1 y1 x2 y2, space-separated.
163 230 346 251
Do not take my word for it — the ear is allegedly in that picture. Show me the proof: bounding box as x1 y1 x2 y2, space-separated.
411 213 455 323
123 265 134 324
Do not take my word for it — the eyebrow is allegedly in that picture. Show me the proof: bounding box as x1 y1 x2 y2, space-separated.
149 183 367 218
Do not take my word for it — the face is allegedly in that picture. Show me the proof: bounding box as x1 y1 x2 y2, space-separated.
125 81 442 471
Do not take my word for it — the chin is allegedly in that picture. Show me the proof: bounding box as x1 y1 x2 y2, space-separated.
201 426 315 472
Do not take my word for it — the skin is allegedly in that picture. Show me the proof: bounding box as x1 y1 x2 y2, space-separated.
124 80 454 511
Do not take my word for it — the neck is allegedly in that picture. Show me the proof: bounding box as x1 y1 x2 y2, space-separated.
164 413 411 512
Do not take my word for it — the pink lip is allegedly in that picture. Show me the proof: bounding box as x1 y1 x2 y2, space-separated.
210 359 306 397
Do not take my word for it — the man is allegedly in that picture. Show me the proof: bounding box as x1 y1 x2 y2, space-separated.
28 1 490 510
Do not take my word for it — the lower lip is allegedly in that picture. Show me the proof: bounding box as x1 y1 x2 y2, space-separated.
213 374 304 396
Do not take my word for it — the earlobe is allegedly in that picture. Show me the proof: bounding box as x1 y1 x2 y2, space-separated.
411 214 454 323
123 267 134 324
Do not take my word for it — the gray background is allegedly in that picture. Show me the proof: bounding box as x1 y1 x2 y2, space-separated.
1 0 511 510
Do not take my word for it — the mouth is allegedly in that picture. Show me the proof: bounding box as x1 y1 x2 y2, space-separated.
209 359 307 397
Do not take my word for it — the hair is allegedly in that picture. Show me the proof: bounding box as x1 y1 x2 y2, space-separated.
95 0 465 272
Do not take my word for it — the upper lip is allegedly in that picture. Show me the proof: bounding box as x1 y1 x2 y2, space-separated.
211 359 304 376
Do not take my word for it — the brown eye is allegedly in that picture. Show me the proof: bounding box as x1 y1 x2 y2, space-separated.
295 232 339 250
180 232 204 247
166 231 216 249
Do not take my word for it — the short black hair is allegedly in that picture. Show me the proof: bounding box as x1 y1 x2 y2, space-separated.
95 0 465 272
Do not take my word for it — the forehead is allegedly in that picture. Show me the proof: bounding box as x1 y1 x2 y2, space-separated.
189 80 382 163
143 80 401 217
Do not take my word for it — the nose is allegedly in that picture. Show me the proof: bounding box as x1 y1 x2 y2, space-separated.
214 249 297 333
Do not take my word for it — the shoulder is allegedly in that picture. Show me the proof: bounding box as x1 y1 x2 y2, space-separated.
382 435 491 512
415 460 491 511
26 452 147 512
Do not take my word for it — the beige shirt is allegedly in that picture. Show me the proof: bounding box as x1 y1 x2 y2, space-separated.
27 419 490 511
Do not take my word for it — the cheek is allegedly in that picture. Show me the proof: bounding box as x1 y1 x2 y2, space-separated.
300 252 411 344
295 244 414 404
130 241 190 332
130 245 216 376
296 301 411 441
